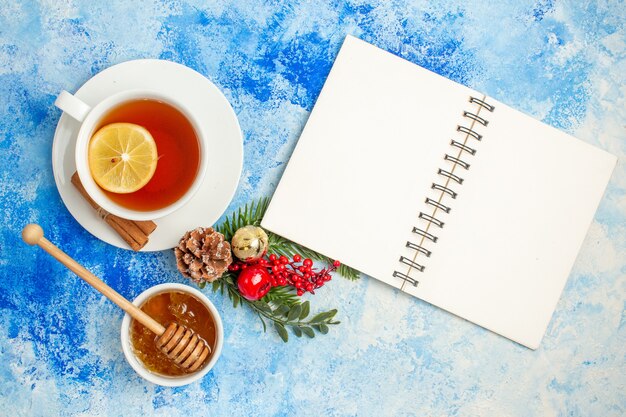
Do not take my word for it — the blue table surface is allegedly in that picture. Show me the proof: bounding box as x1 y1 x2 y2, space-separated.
1 1 625 416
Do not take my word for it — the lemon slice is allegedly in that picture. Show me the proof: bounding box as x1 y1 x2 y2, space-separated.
88 123 158 193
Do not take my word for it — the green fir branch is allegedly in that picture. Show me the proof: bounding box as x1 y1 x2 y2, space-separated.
215 197 360 281
216 198 270 241
267 233 360 280
200 197 360 342
210 272 339 342
263 285 300 307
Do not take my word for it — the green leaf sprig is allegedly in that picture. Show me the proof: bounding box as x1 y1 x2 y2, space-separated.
198 197 352 341
216 198 360 281
209 272 340 342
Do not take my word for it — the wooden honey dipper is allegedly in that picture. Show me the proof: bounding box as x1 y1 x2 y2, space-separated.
22 224 211 372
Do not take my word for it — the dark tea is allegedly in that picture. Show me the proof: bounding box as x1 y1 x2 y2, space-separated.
94 99 200 211
130 291 217 376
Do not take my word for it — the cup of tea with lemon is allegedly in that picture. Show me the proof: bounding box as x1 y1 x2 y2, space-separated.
55 90 208 221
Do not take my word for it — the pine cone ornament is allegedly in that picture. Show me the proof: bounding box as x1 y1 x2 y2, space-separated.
175 227 233 283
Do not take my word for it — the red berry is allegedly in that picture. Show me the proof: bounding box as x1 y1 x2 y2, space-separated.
293 254 302 262
333 260 341 267
269 254 277 262
279 255 288 264
237 266 272 301
305 283 313 291
303 259 313 268
297 290 304 296
272 265 280 273
298 266 306 273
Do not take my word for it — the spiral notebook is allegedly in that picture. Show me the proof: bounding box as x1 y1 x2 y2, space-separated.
261 35 616 349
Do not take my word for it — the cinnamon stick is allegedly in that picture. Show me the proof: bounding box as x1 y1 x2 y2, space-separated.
71 172 157 251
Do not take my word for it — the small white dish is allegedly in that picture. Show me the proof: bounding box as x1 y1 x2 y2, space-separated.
52 59 243 250
120 283 224 387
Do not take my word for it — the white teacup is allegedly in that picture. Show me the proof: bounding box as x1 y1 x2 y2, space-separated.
55 90 208 221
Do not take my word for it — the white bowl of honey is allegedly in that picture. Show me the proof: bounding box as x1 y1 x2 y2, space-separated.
121 283 223 386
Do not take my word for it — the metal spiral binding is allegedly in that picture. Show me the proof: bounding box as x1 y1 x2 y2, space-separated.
406 241 432 257
451 140 476 155
393 271 419 286
425 197 450 213
457 126 482 141
432 183 457 199
418 212 444 228
392 95 494 288
437 169 463 184
399 256 425 272
412 227 438 243
444 154 470 170
469 97 496 112
463 111 489 126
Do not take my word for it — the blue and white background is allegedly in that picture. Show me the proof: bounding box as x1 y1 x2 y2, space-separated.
1 1 624 416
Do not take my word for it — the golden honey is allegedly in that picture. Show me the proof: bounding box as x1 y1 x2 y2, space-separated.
130 291 217 376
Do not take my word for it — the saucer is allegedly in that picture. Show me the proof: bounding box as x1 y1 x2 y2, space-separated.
52 59 243 251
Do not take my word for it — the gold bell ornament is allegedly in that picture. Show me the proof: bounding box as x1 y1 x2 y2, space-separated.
231 225 269 262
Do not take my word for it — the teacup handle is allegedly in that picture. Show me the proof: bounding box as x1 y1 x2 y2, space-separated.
55 90 92 122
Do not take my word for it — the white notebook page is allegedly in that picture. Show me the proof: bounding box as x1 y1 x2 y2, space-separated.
261 35 616 349
403 96 616 348
263 35 477 287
